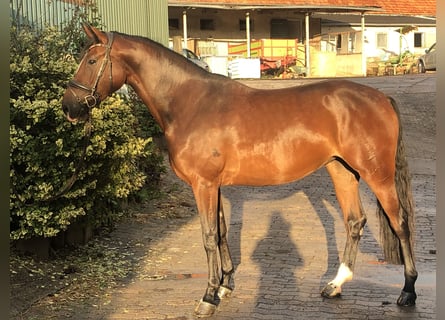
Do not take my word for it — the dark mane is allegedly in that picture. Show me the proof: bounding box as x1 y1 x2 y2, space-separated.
112 31 232 81
79 29 228 81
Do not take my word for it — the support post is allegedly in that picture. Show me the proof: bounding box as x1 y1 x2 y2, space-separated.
183 10 188 49
305 12 311 77
361 13 367 76
246 12 251 58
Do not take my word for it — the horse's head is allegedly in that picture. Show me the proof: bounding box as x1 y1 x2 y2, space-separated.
62 24 125 122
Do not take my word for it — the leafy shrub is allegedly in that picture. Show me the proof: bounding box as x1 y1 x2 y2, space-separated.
10 25 163 240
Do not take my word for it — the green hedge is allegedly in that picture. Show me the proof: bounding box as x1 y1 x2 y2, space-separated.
10 25 163 240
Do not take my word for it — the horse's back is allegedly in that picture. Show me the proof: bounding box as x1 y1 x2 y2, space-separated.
222 79 397 148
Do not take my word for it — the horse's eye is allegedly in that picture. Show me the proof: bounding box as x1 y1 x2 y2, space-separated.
88 59 97 65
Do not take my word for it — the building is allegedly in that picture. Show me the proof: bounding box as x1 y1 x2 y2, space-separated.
167 0 436 77
10 0 436 77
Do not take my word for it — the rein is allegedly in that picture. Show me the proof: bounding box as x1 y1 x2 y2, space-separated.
44 32 114 202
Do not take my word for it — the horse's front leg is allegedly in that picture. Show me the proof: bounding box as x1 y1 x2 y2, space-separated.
192 181 222 317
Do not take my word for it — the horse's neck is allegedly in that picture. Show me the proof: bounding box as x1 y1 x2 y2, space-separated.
120 40 200 131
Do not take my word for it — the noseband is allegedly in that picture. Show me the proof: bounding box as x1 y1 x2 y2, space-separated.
67 32 114 109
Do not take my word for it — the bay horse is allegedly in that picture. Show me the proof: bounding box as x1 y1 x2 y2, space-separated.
62 24 417 317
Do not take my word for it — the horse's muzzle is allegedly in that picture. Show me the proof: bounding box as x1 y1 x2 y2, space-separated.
62 101 90 122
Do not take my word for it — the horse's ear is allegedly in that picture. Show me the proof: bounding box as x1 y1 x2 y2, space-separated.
82 23 107 44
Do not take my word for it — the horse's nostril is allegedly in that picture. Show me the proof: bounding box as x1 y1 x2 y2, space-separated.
62 104 68 115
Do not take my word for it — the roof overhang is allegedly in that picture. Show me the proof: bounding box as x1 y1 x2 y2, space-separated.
313 12 436 27
169 3 383 14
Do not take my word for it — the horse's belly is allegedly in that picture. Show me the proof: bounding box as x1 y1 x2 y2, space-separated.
222 147 331 186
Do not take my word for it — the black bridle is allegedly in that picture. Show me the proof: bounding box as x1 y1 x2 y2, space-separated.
45 32 115 202
67 32 114 110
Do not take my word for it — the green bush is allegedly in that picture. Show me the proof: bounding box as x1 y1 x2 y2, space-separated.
10 25 163 240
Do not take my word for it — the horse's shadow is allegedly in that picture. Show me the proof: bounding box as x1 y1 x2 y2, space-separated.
221 167 380 293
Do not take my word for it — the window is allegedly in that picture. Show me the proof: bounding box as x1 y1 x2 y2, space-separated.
349 33 356 53
239 19 254 32
169 18 179 30
414 33 424 48
200 19 214 30
336 34 342 50
376 33 387 48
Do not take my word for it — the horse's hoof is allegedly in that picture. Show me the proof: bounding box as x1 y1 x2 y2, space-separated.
194 299 217 318
321 283 341 299
217 285 233 299
397 290 417 307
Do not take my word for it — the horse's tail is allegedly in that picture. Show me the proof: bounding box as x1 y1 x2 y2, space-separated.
377 96 415 265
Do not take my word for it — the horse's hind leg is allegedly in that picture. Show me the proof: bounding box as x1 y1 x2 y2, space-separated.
321 160 367 298
366 178 417 306
217 188 235 299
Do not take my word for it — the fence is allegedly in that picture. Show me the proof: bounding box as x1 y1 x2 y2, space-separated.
10 0 169 46
10 0 94 32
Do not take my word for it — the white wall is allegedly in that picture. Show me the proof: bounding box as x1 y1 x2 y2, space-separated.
324 26 436 59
